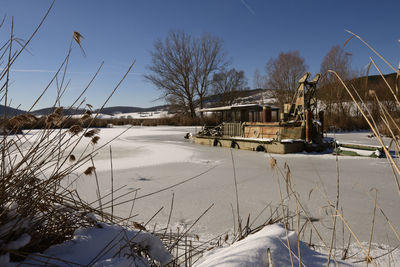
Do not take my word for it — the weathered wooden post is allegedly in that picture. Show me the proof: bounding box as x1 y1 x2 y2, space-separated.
305 108 311 143
262 106 267 123
262 106 272 122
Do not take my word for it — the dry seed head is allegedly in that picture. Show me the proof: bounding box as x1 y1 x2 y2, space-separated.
80 110 92 122
73 31 84 45
365 255 374 263
269 157 276 170
132 221 146 231
69 155 76 162
45 114 57 125
68 125 83 136
368 90 376 97
80 113 91 122
84 166 95 176
9 116 25 127
53 107 63 115
84 129 100 138
46 113 64 127
26 114 38 122
224 233 229 242
91 136 100 145
16 114 37 124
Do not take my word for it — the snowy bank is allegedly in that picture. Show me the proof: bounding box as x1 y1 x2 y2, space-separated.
195 224 351 267
14 223 171 267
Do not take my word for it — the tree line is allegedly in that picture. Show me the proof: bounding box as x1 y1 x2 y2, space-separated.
145 30 397 129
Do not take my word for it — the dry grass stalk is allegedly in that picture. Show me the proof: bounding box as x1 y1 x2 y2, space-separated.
0 8 169 266
316 185 378 267
369 57 400 105
267 247 273 267
329 70 400 195
271 159 340 265
276 175 295 267
345 30 397 72
269 157 276 170
366 189 378 266
229 148 242 240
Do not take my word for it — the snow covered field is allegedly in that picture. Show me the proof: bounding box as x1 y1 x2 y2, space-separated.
19 126 399 265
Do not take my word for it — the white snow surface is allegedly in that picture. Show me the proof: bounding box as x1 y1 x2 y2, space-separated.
16 222 171 267
196 224 351 267
12 127 399 266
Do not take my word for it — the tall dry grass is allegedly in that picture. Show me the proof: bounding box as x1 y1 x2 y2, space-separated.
0 6 223 266
1 4 399 266
0 6 176 265
215 32 400 266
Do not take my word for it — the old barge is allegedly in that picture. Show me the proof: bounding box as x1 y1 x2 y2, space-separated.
192 73 332 154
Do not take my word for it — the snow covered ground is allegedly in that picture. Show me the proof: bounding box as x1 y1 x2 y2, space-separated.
12 222 171 266
17 126 399 265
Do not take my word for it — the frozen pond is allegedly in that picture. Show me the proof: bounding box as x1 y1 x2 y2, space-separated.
65 126 399 248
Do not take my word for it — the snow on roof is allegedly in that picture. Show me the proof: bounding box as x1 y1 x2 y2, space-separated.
199 104 279 112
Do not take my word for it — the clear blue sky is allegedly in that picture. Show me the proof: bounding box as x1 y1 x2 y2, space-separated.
1 0 399 110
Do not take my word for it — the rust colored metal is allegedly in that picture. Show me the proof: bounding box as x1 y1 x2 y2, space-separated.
193 72 329 154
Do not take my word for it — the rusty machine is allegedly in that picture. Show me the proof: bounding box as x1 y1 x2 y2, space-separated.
192 72 331 154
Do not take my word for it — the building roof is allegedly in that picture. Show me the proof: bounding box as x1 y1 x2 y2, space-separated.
199 104 279 112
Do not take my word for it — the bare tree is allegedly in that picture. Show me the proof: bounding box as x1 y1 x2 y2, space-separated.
266 51 308 106
212 68 248 106
253 68 266 89
145 31 226 117
193 34 226 110
319 45 354 121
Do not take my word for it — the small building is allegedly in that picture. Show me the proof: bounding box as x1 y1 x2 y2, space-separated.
199 104 280 124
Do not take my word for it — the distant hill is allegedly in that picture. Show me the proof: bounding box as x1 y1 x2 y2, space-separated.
31 107 87 116
0 105 26 117
98 105 169 115
26 105 170 116
351 72 397 85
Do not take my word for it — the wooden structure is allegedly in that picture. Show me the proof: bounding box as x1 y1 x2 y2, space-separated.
200 104 279 124
193 73 330 154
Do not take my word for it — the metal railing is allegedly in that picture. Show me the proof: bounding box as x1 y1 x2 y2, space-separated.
222 122 243 137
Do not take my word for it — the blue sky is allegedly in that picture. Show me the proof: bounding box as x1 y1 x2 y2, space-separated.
1 0 399 110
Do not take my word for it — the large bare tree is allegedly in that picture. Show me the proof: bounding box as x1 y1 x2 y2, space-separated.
145 31 226 117
266 51 308 106
319 45 354 120
193 33 226 110
212 68 248 106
